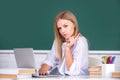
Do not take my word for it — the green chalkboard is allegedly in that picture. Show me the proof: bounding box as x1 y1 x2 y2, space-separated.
0 0 120 50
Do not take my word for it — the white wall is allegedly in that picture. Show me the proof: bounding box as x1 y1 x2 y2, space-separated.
0 50 120 71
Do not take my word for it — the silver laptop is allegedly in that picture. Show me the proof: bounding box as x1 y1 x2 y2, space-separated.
14 48 36 68
14 48 62 77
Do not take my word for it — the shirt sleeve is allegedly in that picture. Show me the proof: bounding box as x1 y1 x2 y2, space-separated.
65 36 88 75
41 41 58 69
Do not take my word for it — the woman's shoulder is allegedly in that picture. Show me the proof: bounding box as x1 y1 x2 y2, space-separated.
73 35 88 50
76 35 88 46
78 36 87 42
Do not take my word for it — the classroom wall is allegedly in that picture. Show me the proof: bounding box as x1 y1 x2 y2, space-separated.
0 50 120 71
0 0 120 50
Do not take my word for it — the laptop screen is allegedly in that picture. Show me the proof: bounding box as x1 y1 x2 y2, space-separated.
14 48 36 68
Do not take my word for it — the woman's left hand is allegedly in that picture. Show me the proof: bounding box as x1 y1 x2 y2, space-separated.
66 33 80 48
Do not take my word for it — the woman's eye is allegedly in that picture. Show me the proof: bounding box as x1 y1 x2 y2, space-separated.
64 25 68 28
57 27 61 30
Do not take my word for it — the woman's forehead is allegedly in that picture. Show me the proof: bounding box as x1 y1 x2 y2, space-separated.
57 19 73 24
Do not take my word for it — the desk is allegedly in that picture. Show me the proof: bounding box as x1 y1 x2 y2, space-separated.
17 76 120 80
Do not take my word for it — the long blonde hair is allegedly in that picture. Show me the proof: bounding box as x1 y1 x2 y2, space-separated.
54 10 80 61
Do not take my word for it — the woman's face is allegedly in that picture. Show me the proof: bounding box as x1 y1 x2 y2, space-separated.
57 19 75 40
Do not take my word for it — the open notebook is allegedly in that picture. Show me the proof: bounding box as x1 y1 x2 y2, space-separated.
13 48 62 78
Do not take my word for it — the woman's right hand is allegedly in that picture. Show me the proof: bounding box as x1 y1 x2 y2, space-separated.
38 64 51 75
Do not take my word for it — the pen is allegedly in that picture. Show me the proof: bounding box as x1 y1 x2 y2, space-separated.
102 56 107 64
109 56 113 64
107 56 110 64
101 61 104 64
112 56 116 64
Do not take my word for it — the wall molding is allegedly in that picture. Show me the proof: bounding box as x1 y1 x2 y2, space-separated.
0 50 120 55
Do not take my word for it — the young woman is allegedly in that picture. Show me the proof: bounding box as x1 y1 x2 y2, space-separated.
39 10 88 76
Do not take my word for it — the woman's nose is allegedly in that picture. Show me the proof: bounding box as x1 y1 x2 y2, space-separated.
61 28 65 33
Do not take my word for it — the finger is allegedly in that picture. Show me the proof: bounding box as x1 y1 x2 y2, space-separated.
39 72 42 75
39 70 41 75
39 70 42 75
45 72 48 75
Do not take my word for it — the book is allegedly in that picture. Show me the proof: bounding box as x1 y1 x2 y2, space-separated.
112 72 120 78
0 74 32 79
89 71 101 75
0 68 35 79
88 66 101 72
88 66 102 77
89 71 102 77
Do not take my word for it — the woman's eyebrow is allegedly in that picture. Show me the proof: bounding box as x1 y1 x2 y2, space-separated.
63 23 68 27
57 26 61 29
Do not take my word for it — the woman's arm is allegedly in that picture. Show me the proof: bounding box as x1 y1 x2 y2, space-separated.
65 34 80 70
65 47 73 70
65 36 88 75
38 41 58 75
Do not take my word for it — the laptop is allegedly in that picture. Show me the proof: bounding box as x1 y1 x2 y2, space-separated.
13 48 62 78
14 48 36 68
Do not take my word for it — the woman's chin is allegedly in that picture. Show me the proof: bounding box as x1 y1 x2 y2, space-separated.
65 37 70 40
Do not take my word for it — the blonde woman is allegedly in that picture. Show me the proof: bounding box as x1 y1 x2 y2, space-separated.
39 10 88 76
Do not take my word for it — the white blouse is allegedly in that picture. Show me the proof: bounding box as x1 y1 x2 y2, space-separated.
42 36 88 75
